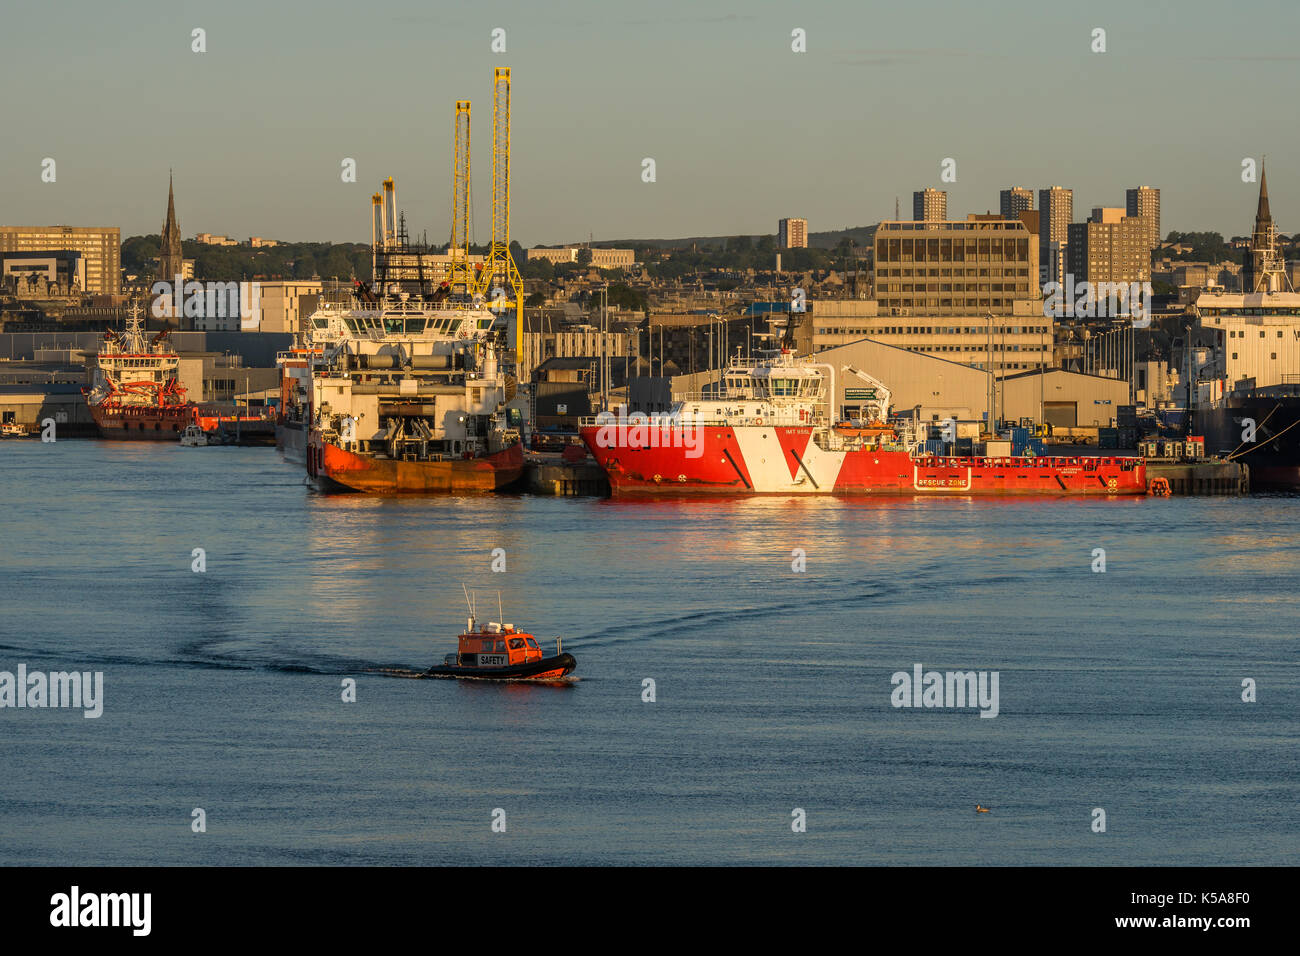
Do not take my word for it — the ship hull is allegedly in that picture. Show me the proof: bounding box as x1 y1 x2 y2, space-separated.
1194 396 1300 490
580 424 1147 496
276 419 307 464
91 403 194 440
422 653 576 681
307 437 524 493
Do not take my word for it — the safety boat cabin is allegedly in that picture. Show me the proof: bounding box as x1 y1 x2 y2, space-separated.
453 620 547 668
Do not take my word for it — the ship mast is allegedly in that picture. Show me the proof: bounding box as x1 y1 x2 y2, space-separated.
123 300 146 353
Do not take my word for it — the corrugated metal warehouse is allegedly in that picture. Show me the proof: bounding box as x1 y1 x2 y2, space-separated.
811 339 991 422
997 369 1131 427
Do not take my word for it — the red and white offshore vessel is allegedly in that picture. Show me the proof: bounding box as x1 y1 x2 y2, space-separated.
85 303 193 440
579 349 1147 496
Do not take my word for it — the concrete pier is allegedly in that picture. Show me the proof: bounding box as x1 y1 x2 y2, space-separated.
524 457 609 496
1146 459 1249 495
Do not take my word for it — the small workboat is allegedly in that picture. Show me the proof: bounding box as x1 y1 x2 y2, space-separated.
1 422 29 439
180 424 209 447
423 587 576 681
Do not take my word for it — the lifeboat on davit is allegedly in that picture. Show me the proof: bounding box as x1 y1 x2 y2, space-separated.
833 419 897 440
422 590 575 681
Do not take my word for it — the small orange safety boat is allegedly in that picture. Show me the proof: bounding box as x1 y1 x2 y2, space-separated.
975 805 991 813
423 587 576 681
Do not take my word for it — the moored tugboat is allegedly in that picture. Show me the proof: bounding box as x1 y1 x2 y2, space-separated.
423 590 576 682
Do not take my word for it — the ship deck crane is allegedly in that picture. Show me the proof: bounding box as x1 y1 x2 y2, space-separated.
840 365 893 423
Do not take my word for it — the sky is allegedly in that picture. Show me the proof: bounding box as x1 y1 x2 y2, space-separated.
1 0 1297 246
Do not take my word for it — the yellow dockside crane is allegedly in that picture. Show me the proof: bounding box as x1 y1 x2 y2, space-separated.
448 100 473 294
472 67 524 366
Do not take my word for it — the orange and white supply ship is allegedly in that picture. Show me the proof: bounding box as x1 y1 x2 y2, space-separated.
422 589 576 681
579 348 1147 496
85 303 193 440
306 296 523 493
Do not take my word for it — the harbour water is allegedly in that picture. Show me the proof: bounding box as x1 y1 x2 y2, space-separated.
1 441 1296 865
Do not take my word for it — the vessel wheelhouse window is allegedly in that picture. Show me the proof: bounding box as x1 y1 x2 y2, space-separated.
525 638 539 649
405 319 425 334
508 638 525 650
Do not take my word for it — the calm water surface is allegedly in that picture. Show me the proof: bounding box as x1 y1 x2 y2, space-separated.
1 440 1296 865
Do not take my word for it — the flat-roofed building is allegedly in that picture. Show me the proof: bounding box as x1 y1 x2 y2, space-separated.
778 218 808 249
1067 208 1151 286
0 226 121 294
526 246 634 269
809 297 1052 375
1038 186 1073 285
1125 186 1160 254
873 218 1040 316
1 250 86 293
245 280 322 335
1000 187 1034 218
913 188 947 222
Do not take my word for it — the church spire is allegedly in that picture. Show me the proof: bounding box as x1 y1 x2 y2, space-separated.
159 170 183 283
1256 162 1271 224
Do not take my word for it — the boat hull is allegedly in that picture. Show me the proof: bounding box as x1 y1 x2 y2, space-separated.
423 653 577 681
307 437 524 493
91 403 194 440
580 424 1147 496
276 419 307 464
1194 396 1300 490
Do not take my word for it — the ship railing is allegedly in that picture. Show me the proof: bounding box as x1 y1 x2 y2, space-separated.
576 412 829 429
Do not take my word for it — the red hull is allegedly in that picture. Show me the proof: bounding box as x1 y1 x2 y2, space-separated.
307 436 524 493
91 403 195 440
580 424 1147 496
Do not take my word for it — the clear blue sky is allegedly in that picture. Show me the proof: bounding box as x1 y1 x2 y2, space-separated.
1 0 1297 245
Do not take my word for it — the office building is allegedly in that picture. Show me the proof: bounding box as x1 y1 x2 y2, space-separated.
873 217 1040 315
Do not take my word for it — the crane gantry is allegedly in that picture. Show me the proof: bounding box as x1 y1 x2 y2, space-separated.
449 100 472 293
472 67 524 359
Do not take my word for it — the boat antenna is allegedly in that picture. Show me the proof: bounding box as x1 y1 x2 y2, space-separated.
462 583 475 619
497 591 504 623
